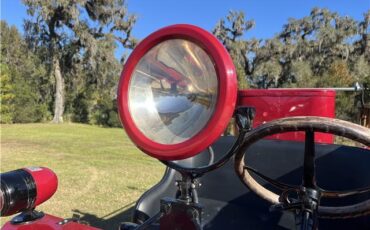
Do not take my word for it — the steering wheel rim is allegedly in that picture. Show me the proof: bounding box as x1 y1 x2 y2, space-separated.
234 116 370 219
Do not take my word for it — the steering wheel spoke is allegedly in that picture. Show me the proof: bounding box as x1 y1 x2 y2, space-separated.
303 130 317 189
244 165 298 191
321 186 370 198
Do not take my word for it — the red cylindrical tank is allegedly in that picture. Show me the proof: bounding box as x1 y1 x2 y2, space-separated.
238 89 336 144
0 167 58 216
23 167 58 207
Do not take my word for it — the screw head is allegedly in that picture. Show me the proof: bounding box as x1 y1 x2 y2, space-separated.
162 203 172 214
187 208 198 219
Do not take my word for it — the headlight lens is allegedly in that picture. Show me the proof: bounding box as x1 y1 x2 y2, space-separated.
128 39 218 144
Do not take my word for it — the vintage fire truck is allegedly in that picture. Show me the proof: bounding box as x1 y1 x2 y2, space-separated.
1 24 370 230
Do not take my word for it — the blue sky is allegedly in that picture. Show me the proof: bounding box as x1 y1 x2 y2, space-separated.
1 0 369 57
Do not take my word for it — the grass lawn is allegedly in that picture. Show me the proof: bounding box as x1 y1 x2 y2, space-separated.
0 123 165 229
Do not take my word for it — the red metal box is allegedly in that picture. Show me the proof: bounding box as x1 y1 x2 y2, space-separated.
238 89 336 144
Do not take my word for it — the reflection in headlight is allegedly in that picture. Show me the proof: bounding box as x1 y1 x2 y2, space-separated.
128 39 218 144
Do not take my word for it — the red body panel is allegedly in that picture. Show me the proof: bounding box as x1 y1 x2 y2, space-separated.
238 89 336 144
1 214 100 230
118 24 237 160
23 167 58 206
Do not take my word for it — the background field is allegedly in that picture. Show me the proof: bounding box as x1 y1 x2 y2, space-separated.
0 123 165 229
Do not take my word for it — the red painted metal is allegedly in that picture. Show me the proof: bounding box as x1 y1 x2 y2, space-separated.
23 167 58 206
238 89 336 144
117 24 237 160
2 214 100 230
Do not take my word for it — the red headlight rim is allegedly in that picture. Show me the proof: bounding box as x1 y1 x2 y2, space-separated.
117 24 237 160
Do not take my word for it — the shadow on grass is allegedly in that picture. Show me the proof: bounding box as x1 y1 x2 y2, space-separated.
72 202 136 230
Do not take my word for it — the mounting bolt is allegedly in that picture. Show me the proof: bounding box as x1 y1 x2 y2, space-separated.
187 208 198 220
162 203 172 214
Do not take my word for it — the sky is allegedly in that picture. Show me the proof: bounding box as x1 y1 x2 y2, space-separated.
1 0 369 57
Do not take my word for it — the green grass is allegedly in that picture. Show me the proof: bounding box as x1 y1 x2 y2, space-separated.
0 123 165 229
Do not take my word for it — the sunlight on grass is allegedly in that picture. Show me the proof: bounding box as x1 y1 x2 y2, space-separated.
0 123 165 229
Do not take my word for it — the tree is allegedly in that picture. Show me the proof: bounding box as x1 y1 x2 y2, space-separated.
23 0 136 123
214 8 369 124
0 20 50 123
352 11 369 59
283 61 315 88
213 10 255 89
277 8 359 83
0 64 14 123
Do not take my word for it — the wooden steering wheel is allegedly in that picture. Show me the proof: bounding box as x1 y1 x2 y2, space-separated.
234 116 370 220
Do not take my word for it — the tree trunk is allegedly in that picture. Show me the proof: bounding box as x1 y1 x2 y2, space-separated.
52 57 65 123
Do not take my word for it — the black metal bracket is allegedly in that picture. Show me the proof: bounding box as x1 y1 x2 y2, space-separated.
235 106 256 131
175 173 201 204
10 209 44 225
132 106 256 229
